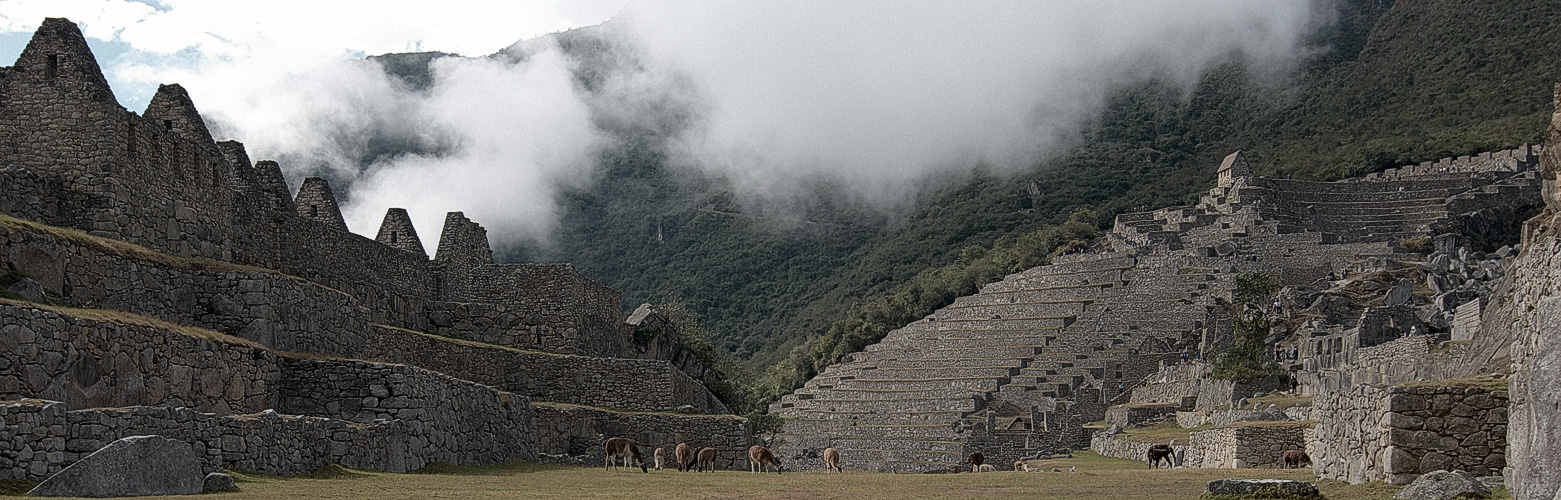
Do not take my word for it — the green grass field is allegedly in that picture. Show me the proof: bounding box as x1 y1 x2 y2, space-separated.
1 452 1460 500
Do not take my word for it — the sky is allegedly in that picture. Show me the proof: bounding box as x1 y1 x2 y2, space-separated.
0 1 1329 254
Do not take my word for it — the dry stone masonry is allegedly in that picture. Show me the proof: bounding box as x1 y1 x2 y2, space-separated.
0 17 745 481
772 137 1541 472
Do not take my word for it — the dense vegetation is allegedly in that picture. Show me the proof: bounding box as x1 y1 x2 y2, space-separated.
371 0 1561 412
1212 272 1285 383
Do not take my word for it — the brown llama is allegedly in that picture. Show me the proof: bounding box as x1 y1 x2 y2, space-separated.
822 447 842 473
1146 439 1176 469
654 447 665 470
603 437 649 473
748 445 784 474
696 447 718 472
1282 450 1311 469
1014 460 1028 472
967 451 985 473
675 442 696 472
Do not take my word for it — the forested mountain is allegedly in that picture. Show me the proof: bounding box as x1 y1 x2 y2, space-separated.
375 0 1561 411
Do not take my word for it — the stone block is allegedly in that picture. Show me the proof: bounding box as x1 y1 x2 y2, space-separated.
26 435 203 497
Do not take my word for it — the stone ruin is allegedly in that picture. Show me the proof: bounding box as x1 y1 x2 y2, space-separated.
770 117 1547 474
0 18 755 481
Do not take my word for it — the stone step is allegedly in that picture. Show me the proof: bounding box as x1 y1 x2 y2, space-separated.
911 316 1075 331
796 386 991 401
835 377 1002 392
777 420 961 440
953 287 1103 306
854 345 1044 362
934 301 1089 320
823 366 1020 380
867 358 1029 369
783 396 980 414
869 334 1055 350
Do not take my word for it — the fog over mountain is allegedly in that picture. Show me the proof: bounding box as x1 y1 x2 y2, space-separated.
8 2 1330 253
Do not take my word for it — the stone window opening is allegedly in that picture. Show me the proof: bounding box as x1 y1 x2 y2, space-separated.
390 232 398 244
163 119 173 131
45 54 58 79
310 205 319 218
126 122 136 154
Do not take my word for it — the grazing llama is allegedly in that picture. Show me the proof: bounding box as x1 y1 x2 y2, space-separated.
1146 440 1176 469
603 437 649 473
1282 450 1311 469
675 443 695 472
696 447 718 472
822 447 842 473
748 445 784 474
977 464 996 472
967 451 985 473
654 447 665 470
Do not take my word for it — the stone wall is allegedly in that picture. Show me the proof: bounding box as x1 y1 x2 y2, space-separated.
278 358 538 468
0 300 541 479
0 399 531 480
0 303 279 414
1310 383 1507 485
533 403 750 470
1185 422 1310 469
364 325 726 414
1089 432 1185 465
0 220 376 358
1497 86 1561 499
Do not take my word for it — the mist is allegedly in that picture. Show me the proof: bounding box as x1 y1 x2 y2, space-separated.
200 1 1327 254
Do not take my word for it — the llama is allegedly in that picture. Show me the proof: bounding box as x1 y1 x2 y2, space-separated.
676 443 695 472
748 445 784 474
697 447 718 472
603 437 649 473
1014 460 1028 472
1146 440 1176 469
978 464 996 472
654 447 665 470
822 447 842 473
967 451 985 473
1282 450 1311 469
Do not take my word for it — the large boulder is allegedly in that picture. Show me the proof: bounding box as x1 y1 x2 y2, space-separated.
27 435 204 497
1203 479 1321 499
1393 470 1490 500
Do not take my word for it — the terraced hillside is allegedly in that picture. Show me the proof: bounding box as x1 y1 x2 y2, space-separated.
769 148 1543 473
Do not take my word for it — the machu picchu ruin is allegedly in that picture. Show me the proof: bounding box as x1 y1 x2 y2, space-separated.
769 143 1545 475
0 18 750 481
5 4 1561 500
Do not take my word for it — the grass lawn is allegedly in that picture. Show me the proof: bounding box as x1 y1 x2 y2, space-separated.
0 452 1452 500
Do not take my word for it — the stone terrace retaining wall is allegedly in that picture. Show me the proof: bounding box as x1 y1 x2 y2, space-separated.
1089 432 1186 466
0 399 514 480
1310 383 1507 485
0 303 279 414
365 325 726 414
0 302 540 479
533 403 750 470
0 221 374 358
278 358 538 468
1185 422 1311 469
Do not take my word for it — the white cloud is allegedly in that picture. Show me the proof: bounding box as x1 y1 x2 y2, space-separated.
0 1 1327 254
609 1 1320 204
